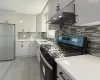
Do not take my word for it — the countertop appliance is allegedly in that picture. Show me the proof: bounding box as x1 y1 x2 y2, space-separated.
0 23 15 61
40 36 88 80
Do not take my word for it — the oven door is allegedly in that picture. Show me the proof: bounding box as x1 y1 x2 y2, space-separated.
40 54 53 80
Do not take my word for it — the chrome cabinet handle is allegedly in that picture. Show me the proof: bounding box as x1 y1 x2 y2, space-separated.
59 72 66 80
21 45 23 47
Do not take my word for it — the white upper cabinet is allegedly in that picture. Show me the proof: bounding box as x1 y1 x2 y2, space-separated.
59 0 74 10
48 0 58 20
41 14 47 32
75 0 100 25
36 14 42 32
48 0 52 20
51 0 58 17
16 14 36 32
36 4 48 32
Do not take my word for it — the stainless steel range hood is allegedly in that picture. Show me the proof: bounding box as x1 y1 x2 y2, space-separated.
47 0 75 25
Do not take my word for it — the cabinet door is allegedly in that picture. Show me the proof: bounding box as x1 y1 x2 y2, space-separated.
16 42 23 57
28 41 37 56
59 0 74 10
48 0 58 19
57 65 72 80
23 42 29 56
24 16 36 32
75 0 100 25
48 0 52 20
41 15 47 32
36 14 42 32
16 21 24 32
36 42 41 63
51 0 58 16
16 15 24 32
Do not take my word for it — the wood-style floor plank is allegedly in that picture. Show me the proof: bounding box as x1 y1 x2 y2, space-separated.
1 56 41 80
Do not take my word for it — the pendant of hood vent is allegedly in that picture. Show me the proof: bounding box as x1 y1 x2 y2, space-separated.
47 0 76 25
56 5 60 11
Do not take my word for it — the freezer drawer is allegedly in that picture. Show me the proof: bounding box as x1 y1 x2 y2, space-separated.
0 37 15 61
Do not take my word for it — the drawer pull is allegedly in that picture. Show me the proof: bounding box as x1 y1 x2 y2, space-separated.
59 72 66 80
21 45 23 47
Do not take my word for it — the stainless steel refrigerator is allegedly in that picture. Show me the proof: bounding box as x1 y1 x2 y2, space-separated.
0 23 15 61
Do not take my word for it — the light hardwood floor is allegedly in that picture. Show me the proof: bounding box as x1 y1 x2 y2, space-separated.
0 56 42 80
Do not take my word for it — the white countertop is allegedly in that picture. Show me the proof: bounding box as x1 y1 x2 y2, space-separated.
16 39 47 42
55 54 100 80
16 39 54 45
36 40 53 45
16 39 36 42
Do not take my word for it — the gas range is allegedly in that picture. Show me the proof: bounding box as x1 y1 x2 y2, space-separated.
40 43 83 58
40 36 88 80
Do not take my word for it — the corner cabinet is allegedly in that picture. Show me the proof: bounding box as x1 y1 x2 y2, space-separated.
57 65 72 80
36 14 47 32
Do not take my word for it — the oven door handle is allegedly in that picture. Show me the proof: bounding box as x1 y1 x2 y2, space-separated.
59 72 66 80
40 54 53 70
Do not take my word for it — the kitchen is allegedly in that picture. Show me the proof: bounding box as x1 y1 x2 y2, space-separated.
0 0 100 80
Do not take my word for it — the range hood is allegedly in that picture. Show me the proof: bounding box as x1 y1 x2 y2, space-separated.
47 12 75 24
47 1 76 25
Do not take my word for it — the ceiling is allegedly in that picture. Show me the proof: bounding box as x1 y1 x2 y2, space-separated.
0 0 48 15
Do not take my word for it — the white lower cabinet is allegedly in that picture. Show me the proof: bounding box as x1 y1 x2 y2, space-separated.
35 41 41 63
23 42 29 56
16 41 37 57
57 65 72 80
28 41 37 56
16 42 23 56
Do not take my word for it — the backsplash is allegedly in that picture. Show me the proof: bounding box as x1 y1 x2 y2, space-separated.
18 32 46 39
56 24 100 57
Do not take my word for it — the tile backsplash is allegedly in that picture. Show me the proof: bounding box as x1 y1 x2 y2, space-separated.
56 24 100 57
18 32 46 39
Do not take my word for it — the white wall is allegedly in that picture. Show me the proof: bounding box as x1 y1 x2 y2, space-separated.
0 9 36 39
0 9 17 24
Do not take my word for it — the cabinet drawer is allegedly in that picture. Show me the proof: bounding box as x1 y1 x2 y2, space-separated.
57 65 72 80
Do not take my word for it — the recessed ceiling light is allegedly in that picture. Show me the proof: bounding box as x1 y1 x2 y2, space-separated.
20 20 23 23
49 22 51 23
54 18 57 20
59 16 62 18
